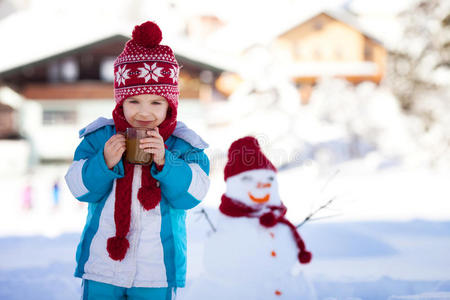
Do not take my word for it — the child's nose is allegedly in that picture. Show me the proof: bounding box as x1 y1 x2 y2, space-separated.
257 182 271 189
137 112 155 119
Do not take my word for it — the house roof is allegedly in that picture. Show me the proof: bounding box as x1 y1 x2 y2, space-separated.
0 34 129 77
0 10 235 77
0 102 14 112
277 10 384 45
206 6 391 55
0 10 131 74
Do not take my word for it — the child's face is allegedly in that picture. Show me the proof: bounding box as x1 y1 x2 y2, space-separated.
122 94 169 128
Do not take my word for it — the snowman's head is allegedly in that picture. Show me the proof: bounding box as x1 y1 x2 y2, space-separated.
223 136 280 207
225 168 281 207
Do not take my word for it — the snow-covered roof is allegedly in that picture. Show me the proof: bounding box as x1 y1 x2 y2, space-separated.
265 9 385 48
0 10 132 74
0 1 410 77
204 4 404 55
168 37 241 73
288 61 379 77
0 9 238 76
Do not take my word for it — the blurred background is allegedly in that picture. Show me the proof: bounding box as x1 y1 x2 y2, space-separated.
0 0 449 298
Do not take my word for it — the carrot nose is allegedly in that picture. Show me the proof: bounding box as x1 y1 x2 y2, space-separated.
257 182 272 188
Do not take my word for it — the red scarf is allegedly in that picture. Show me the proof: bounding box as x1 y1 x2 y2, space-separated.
219 194 312 264
106 104 176 261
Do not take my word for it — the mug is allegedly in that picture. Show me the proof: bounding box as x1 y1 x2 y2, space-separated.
124 127 154 165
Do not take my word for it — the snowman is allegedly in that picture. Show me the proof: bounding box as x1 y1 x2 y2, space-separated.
181 136 315 300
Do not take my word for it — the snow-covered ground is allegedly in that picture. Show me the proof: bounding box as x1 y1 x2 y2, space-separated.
183 212 450 300
0 209 449 300
0 157 449 299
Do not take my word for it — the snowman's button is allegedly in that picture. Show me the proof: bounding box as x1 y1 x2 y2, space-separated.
275 290 282 296
271 250 277 257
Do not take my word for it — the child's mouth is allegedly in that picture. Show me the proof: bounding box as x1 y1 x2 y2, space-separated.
135 120 154 127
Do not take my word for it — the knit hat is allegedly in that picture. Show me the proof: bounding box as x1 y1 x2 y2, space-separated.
114 21 179 107
224 136 277 181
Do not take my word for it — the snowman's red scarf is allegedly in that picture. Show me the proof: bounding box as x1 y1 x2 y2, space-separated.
106 104 176 261
219 194 312 264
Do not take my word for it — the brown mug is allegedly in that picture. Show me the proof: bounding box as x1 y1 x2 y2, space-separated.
124 127 154 165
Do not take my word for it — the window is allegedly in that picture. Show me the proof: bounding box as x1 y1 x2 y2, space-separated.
43 109 77 125
47 58 79 82
61 58 79 82
314 48 322 60
295 42 304 59
313 20 323 31
334 48 344 60
364 45 373 61
100 57 116 82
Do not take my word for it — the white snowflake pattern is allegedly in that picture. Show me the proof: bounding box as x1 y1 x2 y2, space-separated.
168 66 179 83
115 65 130 86
138 63 164 83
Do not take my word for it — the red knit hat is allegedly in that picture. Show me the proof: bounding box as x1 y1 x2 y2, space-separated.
224 136 277 181
114 21 179 108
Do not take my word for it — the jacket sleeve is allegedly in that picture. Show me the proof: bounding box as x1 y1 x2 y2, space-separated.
151 147 210 210
64 132 124 203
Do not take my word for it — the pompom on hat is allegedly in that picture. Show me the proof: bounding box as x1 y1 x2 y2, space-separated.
224 136 277 181
113 21 179 108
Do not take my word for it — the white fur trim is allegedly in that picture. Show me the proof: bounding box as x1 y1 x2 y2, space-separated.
79 117 115 138
65 159 89 198
172 121 209 149
187 163 210 201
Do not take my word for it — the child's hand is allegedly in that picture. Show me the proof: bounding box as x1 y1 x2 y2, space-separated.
104 134 126 169
140 127 166 166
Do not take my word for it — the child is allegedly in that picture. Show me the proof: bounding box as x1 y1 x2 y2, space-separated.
65 21 210 300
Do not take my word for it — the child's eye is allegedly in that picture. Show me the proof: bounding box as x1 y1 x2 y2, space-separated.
128 100 139 104
152 101 162 105
241 176 252 182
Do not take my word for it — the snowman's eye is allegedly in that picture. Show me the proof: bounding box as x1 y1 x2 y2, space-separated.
268 176 274 181
241 176 252 181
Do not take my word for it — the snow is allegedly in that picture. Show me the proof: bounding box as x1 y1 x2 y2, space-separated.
1 166 450 298
288 61 379 77
1 211 449 299
390 293 450 300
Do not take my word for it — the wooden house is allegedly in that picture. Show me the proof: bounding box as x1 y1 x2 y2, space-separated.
0 33 226 161
0 102 18 139
273 11 387 102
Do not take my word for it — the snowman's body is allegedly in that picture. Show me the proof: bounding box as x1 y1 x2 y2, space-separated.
205 215 298 284
181 166 316 300
202 215 314 299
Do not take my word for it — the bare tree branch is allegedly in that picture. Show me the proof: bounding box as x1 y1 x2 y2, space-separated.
296 196 337 229
195 208 217 233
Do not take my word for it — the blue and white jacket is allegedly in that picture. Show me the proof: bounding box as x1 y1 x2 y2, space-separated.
65 117 210 288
